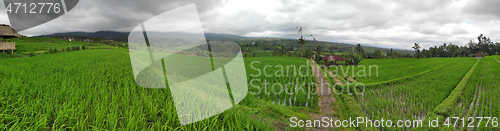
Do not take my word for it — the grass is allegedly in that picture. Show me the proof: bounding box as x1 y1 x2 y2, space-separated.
8 37 119 53
330 58 460 84
339 94 378 131
2 36 498 130
414 56 500 130
434 58 480 116
244 57 318 108
436 56 500 130
356 58 477 130
0 49 315 130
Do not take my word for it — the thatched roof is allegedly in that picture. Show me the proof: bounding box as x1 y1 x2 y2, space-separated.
473 52 485 57
0 24 21 37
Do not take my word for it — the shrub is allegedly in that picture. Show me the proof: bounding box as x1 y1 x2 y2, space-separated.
48 48 59 53
27 51 37 57
314 55 323 64
72 46 80 51
318 60 325 65
82 45 85 50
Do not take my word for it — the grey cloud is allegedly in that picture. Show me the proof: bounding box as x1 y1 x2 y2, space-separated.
17 0 224 34
391 0 453 12
451 27 469 34
463 0 500 18
200 0 480 50
275 0 394 31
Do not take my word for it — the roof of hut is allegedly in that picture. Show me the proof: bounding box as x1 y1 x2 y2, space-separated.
472 52 485 57
0 24 21 37
323 55 346 61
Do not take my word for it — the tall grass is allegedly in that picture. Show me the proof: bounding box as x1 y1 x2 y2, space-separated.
0 49 311 130
357 59 476 130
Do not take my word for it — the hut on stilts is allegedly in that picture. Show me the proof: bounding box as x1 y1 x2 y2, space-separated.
0 24 21 54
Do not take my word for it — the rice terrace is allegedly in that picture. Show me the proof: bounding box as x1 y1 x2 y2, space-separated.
0 26 499 130
1 0 500 131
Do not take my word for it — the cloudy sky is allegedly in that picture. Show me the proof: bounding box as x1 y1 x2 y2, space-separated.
0 0 499 50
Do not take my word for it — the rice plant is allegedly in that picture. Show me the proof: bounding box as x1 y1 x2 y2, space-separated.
0 49 293 130
244 57 318 108
356 59 476 130
447 57 500 130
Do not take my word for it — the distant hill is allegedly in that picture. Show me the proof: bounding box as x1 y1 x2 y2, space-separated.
232 37 415 55
41 31 246 41
40 31 413 55
204 33 247 39
42 31 128 40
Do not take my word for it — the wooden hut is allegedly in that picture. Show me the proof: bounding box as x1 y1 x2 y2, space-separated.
472 52 485 59
0 24 21 54
323 55 346 66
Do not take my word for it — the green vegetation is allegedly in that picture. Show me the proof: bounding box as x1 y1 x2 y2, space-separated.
357 59 476 130
245 57 318 108
314 62 376 130
11 37 119 53
0 48 316 130
2 35 500 130
434 59 480 116
437 57 500 130
330 57 460 84
236 37 413 58
0 37 120 60
418 34 500 58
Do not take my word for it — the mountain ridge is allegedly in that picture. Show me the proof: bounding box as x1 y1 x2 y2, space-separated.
39 31 414 54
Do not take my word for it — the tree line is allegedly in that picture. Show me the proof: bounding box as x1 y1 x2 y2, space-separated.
413 34 500 58
355 44 413 59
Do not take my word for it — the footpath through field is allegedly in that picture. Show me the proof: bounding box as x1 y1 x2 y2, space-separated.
305 60 337 131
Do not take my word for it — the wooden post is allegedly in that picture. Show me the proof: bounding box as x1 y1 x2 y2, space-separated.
11 50 13 54
1 37 4 53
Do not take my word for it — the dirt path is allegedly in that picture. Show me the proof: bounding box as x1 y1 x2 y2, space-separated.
305 60 337 131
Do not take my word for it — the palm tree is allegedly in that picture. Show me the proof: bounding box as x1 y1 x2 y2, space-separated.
412 43 421 50
355 43 364 55
296 26 307 48
314 45 322 55
412 43 421 58
280 45 286 55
